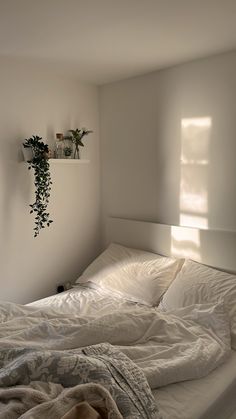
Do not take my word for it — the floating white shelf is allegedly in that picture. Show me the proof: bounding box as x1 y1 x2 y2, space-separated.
50 159 90 164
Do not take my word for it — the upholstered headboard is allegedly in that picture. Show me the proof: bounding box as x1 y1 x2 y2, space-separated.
106 217 236 274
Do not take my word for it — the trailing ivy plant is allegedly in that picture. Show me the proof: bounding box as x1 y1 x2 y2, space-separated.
23 135 53 237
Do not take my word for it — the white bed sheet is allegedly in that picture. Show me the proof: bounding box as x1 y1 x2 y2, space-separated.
28 284 152 316
154 350 236 419
29 286 236 419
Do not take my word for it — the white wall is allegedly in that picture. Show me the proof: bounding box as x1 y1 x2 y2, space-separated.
100 50 236 235
0 57 101 304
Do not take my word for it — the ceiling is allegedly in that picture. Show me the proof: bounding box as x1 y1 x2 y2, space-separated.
0 0 236 85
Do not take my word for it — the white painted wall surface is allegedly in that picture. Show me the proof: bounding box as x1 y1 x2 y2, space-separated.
0 57 101 304
100 51 236 233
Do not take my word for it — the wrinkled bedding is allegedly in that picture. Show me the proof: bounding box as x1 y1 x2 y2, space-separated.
0 293 232 418
29 284 151 317
0 382 123 419
154 349 236 419
0 343 158 419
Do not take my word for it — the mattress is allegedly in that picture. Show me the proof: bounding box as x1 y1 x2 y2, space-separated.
29 286 236 419
154 350 236 419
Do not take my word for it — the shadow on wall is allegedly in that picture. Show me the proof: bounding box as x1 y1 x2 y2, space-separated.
0 137 31 249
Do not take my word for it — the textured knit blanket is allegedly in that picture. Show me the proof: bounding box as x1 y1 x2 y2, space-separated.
0 343 160 419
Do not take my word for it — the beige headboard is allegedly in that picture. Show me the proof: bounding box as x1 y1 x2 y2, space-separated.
106 217 236 274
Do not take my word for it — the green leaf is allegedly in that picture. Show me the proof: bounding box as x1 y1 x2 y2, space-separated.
24 134 53 237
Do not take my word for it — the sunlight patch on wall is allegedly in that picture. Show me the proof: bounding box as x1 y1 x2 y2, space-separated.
171 225 201 261
180 213 208 229
171 117 212 261
180 116 212 229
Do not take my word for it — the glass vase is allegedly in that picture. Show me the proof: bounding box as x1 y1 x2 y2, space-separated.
73 145 80 159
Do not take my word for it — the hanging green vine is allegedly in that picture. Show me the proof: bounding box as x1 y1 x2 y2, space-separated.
23 135 53 237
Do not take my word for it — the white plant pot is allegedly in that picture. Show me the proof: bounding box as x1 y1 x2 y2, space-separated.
22 146 34 162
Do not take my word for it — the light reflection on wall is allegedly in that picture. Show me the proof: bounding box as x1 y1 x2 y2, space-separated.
180 117 211 229
171 117 212 261
171 226 201 261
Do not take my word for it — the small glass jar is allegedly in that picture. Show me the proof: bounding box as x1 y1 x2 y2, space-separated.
63 138 73 159
55 133 64 159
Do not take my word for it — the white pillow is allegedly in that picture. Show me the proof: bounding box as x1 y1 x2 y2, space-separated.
160 259 236 350
76 243 184 306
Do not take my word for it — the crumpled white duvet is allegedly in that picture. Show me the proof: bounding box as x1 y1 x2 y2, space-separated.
0 300 231 389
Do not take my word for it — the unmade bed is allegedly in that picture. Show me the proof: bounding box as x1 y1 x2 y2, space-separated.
0 217 236 419
28 283 236 419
